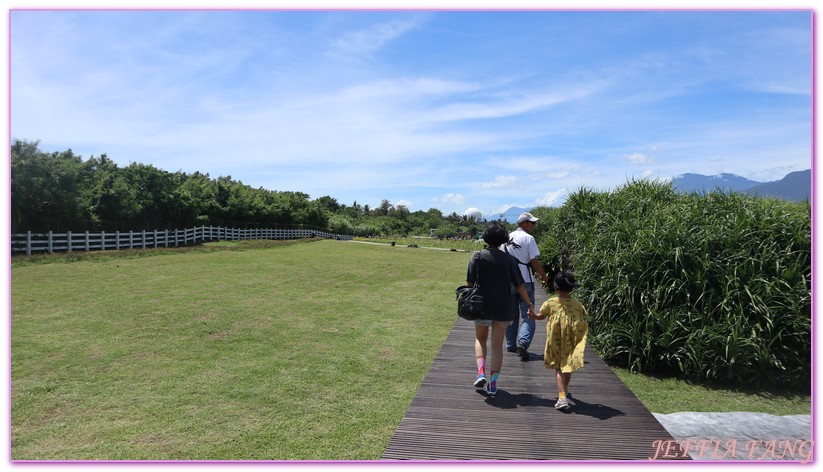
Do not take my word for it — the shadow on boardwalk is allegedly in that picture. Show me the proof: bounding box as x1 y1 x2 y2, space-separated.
382 285 688 461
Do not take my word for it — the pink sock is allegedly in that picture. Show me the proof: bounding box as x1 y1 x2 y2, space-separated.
476 357 486 376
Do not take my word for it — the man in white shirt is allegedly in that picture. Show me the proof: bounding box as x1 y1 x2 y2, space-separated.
501 212 549 361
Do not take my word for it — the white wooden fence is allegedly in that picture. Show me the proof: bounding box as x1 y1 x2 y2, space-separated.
11 226 352 255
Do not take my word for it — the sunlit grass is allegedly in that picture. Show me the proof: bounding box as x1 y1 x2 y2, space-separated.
11 237 811 461
11 240 463 460
613 368 811 415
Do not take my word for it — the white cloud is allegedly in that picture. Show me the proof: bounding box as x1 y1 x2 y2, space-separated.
481 176 517 189
626 153 652 164
536 189 569 207
436 193 466 206
427 83 604 123
338 77 480 102
487 156 554 171
543 170 571 179
330 18 423 58
484 157 586 179
9 10 811 216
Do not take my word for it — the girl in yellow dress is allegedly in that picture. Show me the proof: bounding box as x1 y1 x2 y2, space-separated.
531 270 588 411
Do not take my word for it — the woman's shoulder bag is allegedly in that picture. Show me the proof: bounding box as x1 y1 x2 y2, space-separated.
455 250 485 320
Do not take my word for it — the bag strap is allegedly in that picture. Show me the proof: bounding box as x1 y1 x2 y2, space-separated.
471 250 482 287
503 240 534 284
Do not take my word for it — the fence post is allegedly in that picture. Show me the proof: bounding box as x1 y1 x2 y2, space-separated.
12 224 346 255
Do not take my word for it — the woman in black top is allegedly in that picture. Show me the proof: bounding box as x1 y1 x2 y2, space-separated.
466 222 535 396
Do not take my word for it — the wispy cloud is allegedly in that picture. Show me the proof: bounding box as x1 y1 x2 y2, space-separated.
481 176 518 189
338 77 480 102
486 156 566 172
10 10 811 217
428 82 605 123
329 17 425 58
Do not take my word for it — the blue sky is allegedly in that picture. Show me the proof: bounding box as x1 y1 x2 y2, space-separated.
9 8 813 219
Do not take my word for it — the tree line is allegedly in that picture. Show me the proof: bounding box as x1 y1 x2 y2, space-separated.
11 139 484 237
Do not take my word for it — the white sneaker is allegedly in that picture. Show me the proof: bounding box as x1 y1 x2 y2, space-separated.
555 397 571 410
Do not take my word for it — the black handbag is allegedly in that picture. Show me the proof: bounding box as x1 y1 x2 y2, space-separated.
456 251 485 320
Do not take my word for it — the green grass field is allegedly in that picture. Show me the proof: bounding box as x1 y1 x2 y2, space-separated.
11 240 811 460
613 369 810 415
11 240 462 460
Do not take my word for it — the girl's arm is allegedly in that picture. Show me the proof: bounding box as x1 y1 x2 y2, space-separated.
529 310 547 320
529 301 547 320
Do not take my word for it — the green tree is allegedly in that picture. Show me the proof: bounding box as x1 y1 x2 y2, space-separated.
316 195 341 214
11 139 88 232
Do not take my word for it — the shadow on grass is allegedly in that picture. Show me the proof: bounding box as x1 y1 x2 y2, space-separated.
625 369 809 399
611 365 811 416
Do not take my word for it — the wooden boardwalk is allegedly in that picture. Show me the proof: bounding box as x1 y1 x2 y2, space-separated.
382 286 689 461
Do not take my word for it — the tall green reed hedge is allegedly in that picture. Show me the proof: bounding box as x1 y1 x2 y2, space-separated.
532 180 811 390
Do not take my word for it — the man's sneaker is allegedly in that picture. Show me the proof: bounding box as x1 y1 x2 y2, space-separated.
486 383 498 397
555 397 571 410
473 374 487 389
516 343 529 361
565 393 576 406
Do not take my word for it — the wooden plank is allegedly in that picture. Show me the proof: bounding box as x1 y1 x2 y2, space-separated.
382 285 689 461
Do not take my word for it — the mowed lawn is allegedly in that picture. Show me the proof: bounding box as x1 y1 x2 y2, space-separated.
11 240 465 460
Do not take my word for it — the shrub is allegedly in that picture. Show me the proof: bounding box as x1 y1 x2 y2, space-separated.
536 180 811 390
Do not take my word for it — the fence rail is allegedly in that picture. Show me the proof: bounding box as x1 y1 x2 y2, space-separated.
11 226 352 255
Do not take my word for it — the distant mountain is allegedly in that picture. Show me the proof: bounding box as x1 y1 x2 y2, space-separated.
491 172 809 222
672 173 762 193
743 170 811 202
672 170 811 202
496 206 532 223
